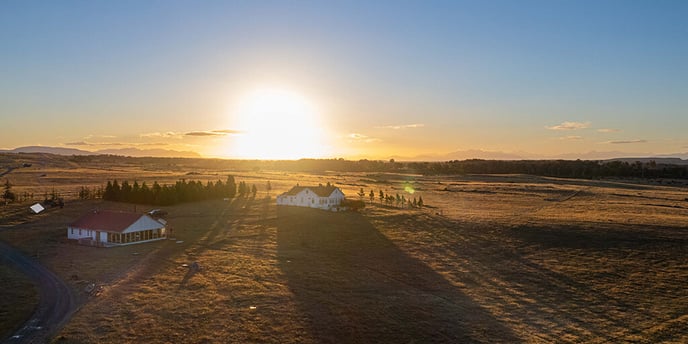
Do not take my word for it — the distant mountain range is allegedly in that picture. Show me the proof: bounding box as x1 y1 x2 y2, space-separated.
3 146 688 164
389 149 688 164
0 146 201 158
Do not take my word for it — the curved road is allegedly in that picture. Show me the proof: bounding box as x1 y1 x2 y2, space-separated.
0 241 77 344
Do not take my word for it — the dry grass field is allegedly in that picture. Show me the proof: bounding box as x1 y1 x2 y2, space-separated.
1 155 687 343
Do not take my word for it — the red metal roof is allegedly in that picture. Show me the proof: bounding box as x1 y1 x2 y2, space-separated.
283 185 340 197
69 210 145 233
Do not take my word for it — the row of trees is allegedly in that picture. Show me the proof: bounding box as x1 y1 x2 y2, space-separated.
358 187 424 209
64 154 688 180
102 176 259 205
404 159 688 179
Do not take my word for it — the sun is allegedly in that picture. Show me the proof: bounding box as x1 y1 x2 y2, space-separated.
228 88 330 159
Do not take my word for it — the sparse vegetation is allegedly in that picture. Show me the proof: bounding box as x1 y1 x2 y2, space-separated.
0 154 686 343
2 179 16 204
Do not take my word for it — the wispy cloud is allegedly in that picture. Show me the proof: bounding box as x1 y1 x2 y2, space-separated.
65 141 168 147
185 129 243 137
546 121 590 130
211 129 243 134
559 135 582 141
140 131 183 139
346 133 381 143
604 139 647 144
84 134 117 139
65 141 91 146
185 131 225 137
376 123 425 130
597 128 620 133
139 142 169 146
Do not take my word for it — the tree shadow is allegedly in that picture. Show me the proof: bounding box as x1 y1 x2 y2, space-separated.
276 206 519 343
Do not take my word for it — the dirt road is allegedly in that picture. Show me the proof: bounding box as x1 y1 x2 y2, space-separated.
0 241 76 344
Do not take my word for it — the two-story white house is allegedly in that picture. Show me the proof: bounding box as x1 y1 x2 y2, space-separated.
276 184 345 210
68 210 167 247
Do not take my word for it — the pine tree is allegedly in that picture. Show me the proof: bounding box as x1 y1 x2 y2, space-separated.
418 196 424 208
369 189 375 203
251 184 258 198
379 190 384 204
225 175 237 198
2 179 16 204
111 180 121 201
103 181 114 200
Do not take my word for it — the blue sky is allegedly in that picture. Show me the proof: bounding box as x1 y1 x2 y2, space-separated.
1 1 687 159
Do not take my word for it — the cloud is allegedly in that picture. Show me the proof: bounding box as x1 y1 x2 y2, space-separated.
546 121 590 130
140 131 183 139
211 129 243 135
84 134 117 139
376 123 425 130
65 141 168 147
604 139 647 144
559 136 582 141
597 128 620 133
346 133 381 143
185 129 243 137
185 131 225 137
139 142 169 146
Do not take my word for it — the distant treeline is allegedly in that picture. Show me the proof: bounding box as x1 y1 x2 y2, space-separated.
102 176 257 205
402 160 688 179
54 154 688 180
260 159 688 179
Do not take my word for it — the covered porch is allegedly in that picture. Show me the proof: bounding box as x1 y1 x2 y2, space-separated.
106 228 165 245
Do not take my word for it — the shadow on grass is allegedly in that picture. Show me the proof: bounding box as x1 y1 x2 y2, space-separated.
276 206 519 343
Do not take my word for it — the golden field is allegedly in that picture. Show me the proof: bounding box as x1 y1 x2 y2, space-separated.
1 154 687 343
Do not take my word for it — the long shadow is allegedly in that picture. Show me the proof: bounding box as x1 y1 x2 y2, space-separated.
276 207 519 343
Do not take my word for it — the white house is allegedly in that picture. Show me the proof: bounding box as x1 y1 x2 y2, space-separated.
276 184 345 210
68 210 167 247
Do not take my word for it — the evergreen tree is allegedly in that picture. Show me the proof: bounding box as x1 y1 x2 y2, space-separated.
418 196 424 208
226 175 237 198
103 181 114 200
2 179 16 204
358 187 365 199
369 189 375 203
379 190 385 204
140 182 151 204
266 180 272 195
121 181 132 202
111 180 121 201
251 184 258 198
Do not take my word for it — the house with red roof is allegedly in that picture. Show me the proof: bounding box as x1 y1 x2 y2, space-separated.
276 184 345 210
68 210 167 247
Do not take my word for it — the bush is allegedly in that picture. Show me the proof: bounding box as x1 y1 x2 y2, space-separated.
341 199 365 211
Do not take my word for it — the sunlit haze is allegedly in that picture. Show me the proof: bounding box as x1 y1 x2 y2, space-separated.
1 1 687 160
228 88 331 159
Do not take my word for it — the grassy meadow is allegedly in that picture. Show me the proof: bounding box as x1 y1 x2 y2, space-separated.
0 155 687 343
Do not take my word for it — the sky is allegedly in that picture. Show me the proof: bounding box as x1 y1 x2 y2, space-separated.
1 1 687 160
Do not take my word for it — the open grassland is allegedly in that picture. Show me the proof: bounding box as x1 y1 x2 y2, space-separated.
0 264 38 340
1 156 687 343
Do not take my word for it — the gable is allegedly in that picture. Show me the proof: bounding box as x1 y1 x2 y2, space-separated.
121 215 166 233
